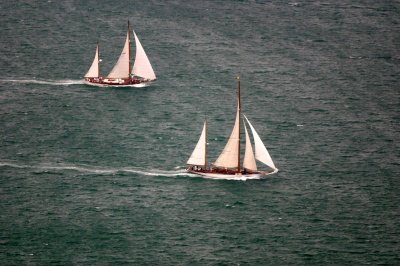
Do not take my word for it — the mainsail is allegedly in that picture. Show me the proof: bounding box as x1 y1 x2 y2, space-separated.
243 123 257 171
131 31 156 80
244 115 276 170
187 121 207 166
85 45 99 78
214 102 240 169
107 31 130 78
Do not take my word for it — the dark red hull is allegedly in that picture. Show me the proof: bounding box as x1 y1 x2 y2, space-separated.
186 166 261 175
84 77 154 87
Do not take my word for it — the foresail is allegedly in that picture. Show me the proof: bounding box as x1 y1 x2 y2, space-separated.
107 32 130 78
243 123 257 171
214 103 240 169
85 45 99 78
131 31 156 80
244 115 277 170
187 121 207 166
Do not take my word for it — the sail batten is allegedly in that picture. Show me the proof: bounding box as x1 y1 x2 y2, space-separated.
187 121 207 166
243 123 257 171
132 31 156 80
244 115 276 170
107 32 130 78
85 45 99 78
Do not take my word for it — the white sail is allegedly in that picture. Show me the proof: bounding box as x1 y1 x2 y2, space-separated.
131 31 156 80
85 45 99 78
107 32 130 78
244 115 276 170
187 121 207 166
214 103 240 169
243 123 257 171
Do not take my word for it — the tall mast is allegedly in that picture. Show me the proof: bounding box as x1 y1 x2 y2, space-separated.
237 76 241 173
97 43 100 77
205 118 208 169
128 20 131 75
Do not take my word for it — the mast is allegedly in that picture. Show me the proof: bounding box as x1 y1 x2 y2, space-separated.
97 43 100 77
128 20 131 75
237 76 241 173
205 118 208 169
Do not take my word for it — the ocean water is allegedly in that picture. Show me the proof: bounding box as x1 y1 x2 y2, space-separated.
1 0 399 264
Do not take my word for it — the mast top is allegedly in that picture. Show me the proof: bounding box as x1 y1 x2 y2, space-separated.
237 75 241 110
236 75 241 172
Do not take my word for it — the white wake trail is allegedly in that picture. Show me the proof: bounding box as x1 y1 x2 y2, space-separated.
0 162 193 177
0 162 30 169
121 168 195 177
0 79 84 86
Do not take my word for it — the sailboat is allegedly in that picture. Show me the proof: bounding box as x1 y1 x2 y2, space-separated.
84 21 156 87
186 77 278 179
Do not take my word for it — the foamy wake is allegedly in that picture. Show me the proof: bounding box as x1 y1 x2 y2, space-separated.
0 162 193 177
0 79 84 86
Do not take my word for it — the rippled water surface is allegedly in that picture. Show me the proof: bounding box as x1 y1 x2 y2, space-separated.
1 0 399 264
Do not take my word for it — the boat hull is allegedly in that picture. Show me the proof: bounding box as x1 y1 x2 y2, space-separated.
187 168 278 180
84 77 154 88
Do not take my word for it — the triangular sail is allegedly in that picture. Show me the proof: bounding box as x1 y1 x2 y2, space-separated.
131 31 156 80
214 102 240 169
107 32 130 78
85 45 99 78
244 115 276 170
243 123 257 171
187 121 207 166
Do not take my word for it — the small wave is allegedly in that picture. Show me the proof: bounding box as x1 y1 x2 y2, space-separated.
0 79 84 86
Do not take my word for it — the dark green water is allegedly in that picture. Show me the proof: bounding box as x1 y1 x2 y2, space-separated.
1 0 399 264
